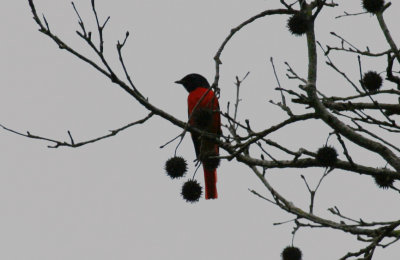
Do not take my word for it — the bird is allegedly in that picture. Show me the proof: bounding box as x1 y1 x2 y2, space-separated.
175 73 221 199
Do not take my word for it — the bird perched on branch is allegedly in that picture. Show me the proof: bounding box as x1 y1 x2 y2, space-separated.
175 73 221 199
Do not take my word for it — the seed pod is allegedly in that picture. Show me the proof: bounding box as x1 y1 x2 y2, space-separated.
181 179 202 203
165 156 187 179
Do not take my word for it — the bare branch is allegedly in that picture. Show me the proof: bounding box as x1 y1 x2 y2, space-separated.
212 8 296 89
0 113 154 148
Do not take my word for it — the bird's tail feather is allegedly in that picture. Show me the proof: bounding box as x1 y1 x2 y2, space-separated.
204 168 217 199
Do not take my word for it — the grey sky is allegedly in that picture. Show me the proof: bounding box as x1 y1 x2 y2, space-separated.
1 1 399 259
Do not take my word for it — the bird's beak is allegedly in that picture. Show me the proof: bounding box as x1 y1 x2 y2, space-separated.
175 80 183 85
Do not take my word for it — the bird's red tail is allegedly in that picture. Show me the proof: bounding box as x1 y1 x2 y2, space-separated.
204 168 217 199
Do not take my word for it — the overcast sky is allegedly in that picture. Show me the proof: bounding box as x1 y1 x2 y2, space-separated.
1 1 399 259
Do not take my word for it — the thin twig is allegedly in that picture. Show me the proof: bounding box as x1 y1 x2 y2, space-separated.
0 113 153 148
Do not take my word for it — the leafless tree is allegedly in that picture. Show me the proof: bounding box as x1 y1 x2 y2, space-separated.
2 0 399 259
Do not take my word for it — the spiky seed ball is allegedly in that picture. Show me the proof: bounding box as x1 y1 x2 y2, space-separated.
201 151 220 171
316 146 338 166
362 71 383 92
362 0 385 13
165 156 187 179
192 108 213 129
374 174 394 189
287 13 310 36
281 246 302 260
181 180 202 203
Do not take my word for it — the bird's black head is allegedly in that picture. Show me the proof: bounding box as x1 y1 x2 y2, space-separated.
175 73 210 92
